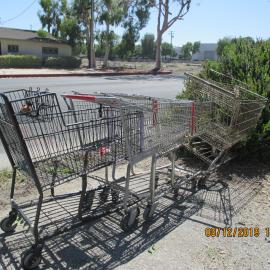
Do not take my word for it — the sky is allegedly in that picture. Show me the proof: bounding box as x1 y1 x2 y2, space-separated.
0 0 270 46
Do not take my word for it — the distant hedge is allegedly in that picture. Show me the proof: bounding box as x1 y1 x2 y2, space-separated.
0 55 42 68
44 56 81 68
0 55 81 68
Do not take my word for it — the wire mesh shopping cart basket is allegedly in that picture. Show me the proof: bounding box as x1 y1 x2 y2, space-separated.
0 88 131 269
184 70 267 166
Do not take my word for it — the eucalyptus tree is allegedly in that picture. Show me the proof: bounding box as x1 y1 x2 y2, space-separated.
98 0 125 67
154 0 192 70
73 0 96 68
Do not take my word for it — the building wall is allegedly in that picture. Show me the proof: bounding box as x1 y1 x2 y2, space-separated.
192 43 218 61
0 39 72 56
174 43 218 61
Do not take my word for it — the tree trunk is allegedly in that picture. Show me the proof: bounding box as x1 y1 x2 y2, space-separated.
154 32 162 71
103 22 110 68
89 0 96 69
86 24 91 68
154 0 162 71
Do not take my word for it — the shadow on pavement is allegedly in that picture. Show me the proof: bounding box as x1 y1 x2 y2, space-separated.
0 158 268 269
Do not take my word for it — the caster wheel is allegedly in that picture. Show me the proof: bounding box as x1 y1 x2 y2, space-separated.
111 190 120 204
82 190 95 210
120 208 140 232
99 187 110 203
173 188 179 198
143 203 158 221
0 211 17 233
21 249 42 270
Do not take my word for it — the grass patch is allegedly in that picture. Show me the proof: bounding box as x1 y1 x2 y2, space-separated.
0 169 27 186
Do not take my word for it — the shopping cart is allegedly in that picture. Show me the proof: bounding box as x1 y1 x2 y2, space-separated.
0 89 128 269
63 93 212 230
172 70 267 198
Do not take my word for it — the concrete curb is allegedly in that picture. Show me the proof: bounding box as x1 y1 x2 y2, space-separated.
0 70 172 79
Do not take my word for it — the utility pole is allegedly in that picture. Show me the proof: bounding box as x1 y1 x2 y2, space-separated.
169 31 174 61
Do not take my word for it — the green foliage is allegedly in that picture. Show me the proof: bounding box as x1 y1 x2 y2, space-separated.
180 41 201 59
118 0 153 58
38 0 62 35
44 56 81 68
0 169 26 185
181 42 193 59
161 42 176 57
37 29 48 38
179 37 270 159
216 37 232 57
60 17 81 47
0 55 42 68
141 33 155 58
134 44 142 56
192 41 201 54
95 30 119 58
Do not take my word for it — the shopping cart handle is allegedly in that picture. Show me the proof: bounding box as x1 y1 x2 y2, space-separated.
63 94 96 101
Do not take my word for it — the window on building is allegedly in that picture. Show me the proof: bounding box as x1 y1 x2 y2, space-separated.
42 47 58 55
8 45 19 53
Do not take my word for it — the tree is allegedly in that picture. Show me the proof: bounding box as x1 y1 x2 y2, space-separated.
98 0 125 67
161 42 175 59
181 41 193 59
38 0 58 34
141 33 155 58
38 0 67 37
192 41 200 53
216 37 231 57
154 0 191 71
37 29 48 38
60 16 81 52
118 0 154 58
73 0 96 68
134 44 142 57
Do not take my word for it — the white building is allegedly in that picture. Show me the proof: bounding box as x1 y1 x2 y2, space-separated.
192 43 218 61
174 43 218 61
0 27 72 57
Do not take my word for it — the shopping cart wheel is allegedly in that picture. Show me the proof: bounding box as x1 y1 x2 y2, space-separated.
173 188 179 198
111 190 120 204
120 207 140 232
21 246 42 270
99 187 110 203
0 210 17 233
143 203 158 221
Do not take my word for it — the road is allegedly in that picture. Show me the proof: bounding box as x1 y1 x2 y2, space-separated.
0 75 185 168
0 74 184 97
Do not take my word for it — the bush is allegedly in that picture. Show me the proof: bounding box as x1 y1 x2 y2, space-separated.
178 37 270 160
0 55 42 68
44 56 81 68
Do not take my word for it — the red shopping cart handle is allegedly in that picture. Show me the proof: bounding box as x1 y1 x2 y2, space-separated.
63 94 96 101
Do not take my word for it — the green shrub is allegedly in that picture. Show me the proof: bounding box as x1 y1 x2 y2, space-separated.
0 55 42 68
44 56 81 68
178 37 270 160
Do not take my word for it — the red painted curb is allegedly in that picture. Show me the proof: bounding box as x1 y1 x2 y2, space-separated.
0 71 172 78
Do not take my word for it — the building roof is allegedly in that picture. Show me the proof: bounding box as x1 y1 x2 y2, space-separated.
0 27 68 44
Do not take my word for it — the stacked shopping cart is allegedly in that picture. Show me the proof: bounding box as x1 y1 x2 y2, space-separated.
0 70 266 269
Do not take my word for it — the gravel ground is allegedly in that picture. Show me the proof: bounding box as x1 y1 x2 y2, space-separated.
0 156 269 270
